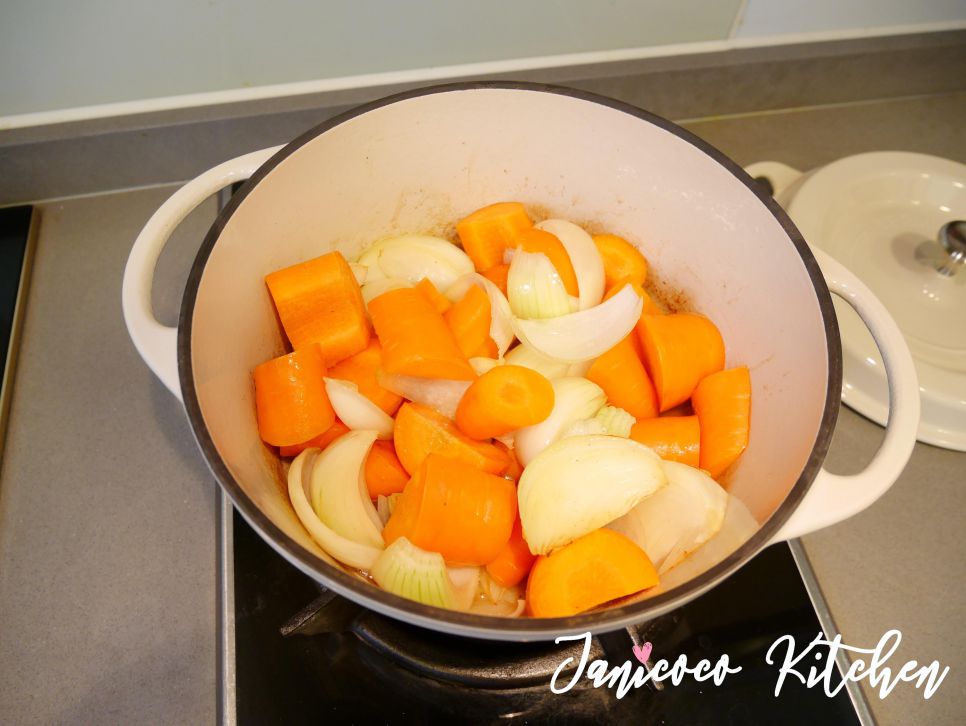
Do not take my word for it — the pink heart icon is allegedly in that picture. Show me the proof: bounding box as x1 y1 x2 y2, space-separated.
632 642 653 665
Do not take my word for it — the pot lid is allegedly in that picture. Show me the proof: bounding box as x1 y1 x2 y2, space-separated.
786 151 966 451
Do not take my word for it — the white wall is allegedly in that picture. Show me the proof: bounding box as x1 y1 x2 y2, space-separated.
737 0 965 37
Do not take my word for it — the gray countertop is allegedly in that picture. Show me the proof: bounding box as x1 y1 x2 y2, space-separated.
1 75 964 725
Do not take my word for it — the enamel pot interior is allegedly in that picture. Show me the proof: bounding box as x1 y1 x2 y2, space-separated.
179 83 839 641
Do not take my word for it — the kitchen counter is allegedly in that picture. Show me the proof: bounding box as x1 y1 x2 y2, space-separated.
1 36 964 725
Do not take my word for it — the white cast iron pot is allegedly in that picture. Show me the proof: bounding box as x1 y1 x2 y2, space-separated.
122 83 919 641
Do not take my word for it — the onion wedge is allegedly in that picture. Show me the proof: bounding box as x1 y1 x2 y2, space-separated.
324 378 394 440
377 371 471 420
535 219 605 310
288 449 383 570
504 344 571 379
518 435 667 555
360 235 473 292
371 536 456 609
310 430 384 548
360 277 411 306
514 377 606 466
507 249 574 319
608 461 727 573
511 285 642 362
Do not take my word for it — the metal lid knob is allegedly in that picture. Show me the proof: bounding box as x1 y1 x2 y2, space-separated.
936 220 966 276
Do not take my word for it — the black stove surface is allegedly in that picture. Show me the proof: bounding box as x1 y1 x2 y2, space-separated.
230 511 862 725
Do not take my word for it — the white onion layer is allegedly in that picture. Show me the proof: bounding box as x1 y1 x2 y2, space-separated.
377 372 471 420
324 378 394 439
514 377 606 466
507 249 573 320
535 219 605 310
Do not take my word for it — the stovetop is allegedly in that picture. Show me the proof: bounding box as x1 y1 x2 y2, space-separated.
219 495 869 725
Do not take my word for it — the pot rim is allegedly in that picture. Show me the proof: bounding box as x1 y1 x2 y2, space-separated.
177 81 842 640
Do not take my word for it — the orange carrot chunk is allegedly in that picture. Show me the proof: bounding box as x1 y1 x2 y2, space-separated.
526 529 659 618
593 234 649 288
493 440 524 481
585 334 659 420
629 415 701 467
456 365 555 440
481 262 510 296
365 440 411 498
265 251 370 365
637 313 725 412
383 454 517 565
486 518 537 588
328 339 403 415
510 227 579 296
604 278 662 316
279 420 350 458
392 402 510 476
444 285 493 359
415 278 452 314
369 287 476 380
456 202 532 272
692 366 751 479
253 345 335 447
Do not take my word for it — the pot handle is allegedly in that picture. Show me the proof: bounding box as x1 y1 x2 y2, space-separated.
771 246 920 541
121 146 283 401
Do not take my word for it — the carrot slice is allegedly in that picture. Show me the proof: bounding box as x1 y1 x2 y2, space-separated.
328 339 403 415
510 228 579 297
369 287 476 380
526 529 659 618
383 454 517 565
392 403 510 476
279 420 350 458
456 365 554 439
593 234 649 288
637 313 725 412
265 251 370 366
585 334 659 420
481 263 510 296
444 285 493 359
253 345 335 446
456 202 532 272
629 416 701 467
471 337 499 359
486 518 537 588
365 440 410 498
415 278 452 314
604 278 661 316
692 366 751 479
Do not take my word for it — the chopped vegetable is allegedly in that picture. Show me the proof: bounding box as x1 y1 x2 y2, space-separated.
603 277 662 316
365 440 410 498
370 235 475 292
383 454 517 565
445 274 515 356
594 405 635 438
593 233 648 288
535 219 604 310
629 415 701 467
510 227 579 296
323 378 394 440
360 277 411 306
444 284 494 358
507 249 575 320
371 536 456 608
493 439 524 480
288 449 383 570
637 312 725 411
455 365 555 440
517 434 667 555
504 343 572 379
369 287 476 380
375 493 400 526
447 565 482 611
585 333 659 419
456 202 532 272
526 528 659 617
310 430 385 548
485 518 536 588
392 402 510 476
692 366 751 478
481 262 510 296
328 340 403 415
608 461 726 573
378 371 472 420
265 251 371 365
253 345 335 446
468 356 503 376
415 277 453 314
279 420 351 458
514 377 606 466
512 284 642 362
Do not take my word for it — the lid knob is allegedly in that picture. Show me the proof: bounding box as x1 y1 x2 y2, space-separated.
936 221 966 277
